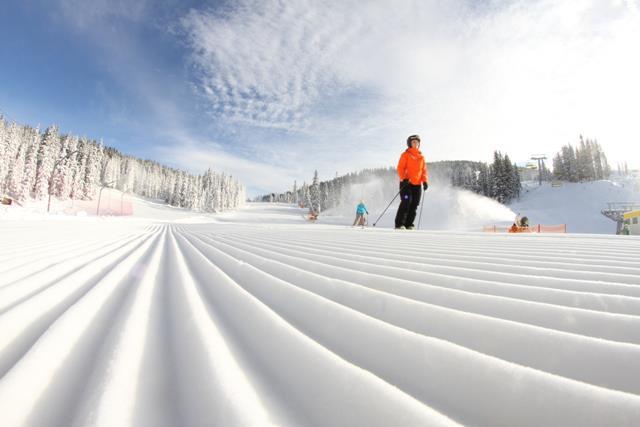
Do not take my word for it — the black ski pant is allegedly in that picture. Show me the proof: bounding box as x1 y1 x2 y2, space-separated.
395 183 422 228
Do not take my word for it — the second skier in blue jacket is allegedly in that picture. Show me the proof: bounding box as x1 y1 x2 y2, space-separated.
353 201 369 226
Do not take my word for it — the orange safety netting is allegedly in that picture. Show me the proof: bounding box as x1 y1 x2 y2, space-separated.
96 190 133 216
483 224 566 233
534 224 567 233
482 226 515 233
58 189 134 216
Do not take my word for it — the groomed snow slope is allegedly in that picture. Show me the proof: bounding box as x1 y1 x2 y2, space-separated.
1 203 640 426
510 179 640 234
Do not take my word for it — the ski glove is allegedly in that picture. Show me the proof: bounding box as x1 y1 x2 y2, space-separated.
400 179 409 190
423 182 429 191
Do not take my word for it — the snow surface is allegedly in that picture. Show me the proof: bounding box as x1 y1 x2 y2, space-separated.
510 179 640 234
1 188 640 426
317 177 640 234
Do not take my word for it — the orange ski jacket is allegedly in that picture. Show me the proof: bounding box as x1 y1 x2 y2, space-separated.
397 147 428 185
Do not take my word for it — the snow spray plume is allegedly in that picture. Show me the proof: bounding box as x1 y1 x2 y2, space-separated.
323 176 515 230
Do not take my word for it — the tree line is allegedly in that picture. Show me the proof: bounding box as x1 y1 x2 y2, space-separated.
0 117 245 212
551 135 611 182
257 151 522 213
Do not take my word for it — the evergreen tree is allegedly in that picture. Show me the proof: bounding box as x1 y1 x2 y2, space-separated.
502 154 515 202
7 137 26 200
17 129 38 201
310 170 321 214
33 125 59 199
490 151 507 203
512 162 521 199
292 180 298 205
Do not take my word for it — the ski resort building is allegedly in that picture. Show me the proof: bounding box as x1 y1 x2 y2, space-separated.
622 209 640 235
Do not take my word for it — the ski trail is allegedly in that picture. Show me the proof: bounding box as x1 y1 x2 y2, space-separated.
0 227 161 426
70 228 166 427
184 230 640 395
174 228 640 426
264 232 640 281
219 232 640 315
0 226 160 313
163 226 273 426
320 232 640 269
1 212 639 426
224 232 640 296
172 228 458 426
0 228 157 378
210 233 640 344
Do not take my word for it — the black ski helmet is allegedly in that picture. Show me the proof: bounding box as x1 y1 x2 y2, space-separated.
406 134 421 147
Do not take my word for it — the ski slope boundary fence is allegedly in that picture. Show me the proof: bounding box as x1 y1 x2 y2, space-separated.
49 188 133 216
483 224 567 233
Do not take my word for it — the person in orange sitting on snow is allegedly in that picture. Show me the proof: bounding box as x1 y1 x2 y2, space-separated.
509 215 530 233
394 134 429 230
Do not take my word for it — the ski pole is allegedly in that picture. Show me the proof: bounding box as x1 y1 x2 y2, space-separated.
417 186 425 230
373 189 402 227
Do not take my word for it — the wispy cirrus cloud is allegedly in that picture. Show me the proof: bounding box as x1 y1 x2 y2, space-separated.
179 0 640 189
180 0 364 131
34 0 640 196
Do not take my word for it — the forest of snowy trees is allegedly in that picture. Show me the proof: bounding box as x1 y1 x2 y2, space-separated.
552 136 611 182
0 117 245 212
258 150 522 213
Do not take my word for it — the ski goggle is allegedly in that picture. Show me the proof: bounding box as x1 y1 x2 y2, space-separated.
408 135 421 142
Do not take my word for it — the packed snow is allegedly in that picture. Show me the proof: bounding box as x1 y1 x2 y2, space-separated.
510 178 640 234
1 187 640 426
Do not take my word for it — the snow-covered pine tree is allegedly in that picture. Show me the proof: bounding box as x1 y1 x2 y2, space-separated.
33 125 59 200
6 131 26 200
477 163 490 197
17 128 39 201
502 154 515 202
292 180 298 205
576 136 595 181
51 134 72 199
512 162 521 200
81 139 101 199
559 144 578 182
310 170 321 214
302 182 310 208
591 140 604 180
0 119 13 192
602 153 611 178
1 122 21 195
552 153 563 180
65 135 80 199
490 151 507 203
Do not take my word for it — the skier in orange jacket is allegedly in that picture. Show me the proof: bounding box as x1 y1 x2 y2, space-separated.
395 134 429 229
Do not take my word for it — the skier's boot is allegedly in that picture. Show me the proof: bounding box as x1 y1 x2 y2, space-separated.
406 225 415 230
395 226 406 230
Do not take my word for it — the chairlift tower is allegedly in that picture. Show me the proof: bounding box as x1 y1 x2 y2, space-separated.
531 155 547 186
601 202 640 234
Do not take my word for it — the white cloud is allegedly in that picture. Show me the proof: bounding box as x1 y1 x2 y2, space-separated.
155 134 295 194
180 0 640 189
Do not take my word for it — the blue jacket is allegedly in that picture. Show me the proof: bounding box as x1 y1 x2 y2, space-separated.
356 203 368 215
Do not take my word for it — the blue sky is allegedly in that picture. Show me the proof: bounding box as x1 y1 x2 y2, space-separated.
2 0 639 196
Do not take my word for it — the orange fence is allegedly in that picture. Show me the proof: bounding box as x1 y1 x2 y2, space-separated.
56 188 134 216
483 224 566 233
95 189 133 216
536 224 567 233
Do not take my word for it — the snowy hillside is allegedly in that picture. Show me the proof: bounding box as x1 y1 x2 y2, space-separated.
1 202 639 426
306 175 640 234
510 178 640 234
